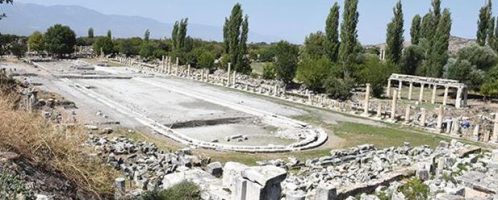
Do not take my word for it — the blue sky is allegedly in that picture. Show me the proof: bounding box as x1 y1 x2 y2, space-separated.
14 0 491 44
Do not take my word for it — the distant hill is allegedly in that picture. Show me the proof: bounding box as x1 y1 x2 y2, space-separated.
365 36 477 55
0 3 281 43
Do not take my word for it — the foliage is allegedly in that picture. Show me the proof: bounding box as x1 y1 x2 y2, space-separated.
139 41 156 59
9 39 26 58
115 37 143 56
302 32 328 59
88 27 94 39
324 77 354 100
197 51 215 70
44 24 76 57
401 45 424 75
477 0 492 46
172 18 188 50
262 63 276 80
0 169 34 200
224 4 251 74
481 66 498 98
93 36 114 55
141 182 201 200
398 178 429 200
325 2 340 63
410 15 421 45
358 56 397 97
338 0 359 78
27 31 44 52
457 44 497 71
422 8 452 78
107 30 112 38
385 0 404 66
144 29 150 41
446 59 483 91
297 56 332 91
273 41 299 84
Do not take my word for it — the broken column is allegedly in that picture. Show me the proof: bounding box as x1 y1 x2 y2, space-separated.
363 83 371 116
390 90 398 121
314 184 337 200
114 177 126 199
376 104 382 119
419 83 425 103
420 108 426 127
274 85 278 97
404 106 411 124
187 64 191 78
232 71 237 87
175 57 180 76
398 80 402 99
436 106 444 133
443 86 449 106
492 113 498 143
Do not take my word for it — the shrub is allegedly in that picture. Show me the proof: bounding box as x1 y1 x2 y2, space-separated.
0 169 34 199
398 178 429 200
141 182 201 200
262 63 276 80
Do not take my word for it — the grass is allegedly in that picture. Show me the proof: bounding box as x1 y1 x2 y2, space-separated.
0 74 118 198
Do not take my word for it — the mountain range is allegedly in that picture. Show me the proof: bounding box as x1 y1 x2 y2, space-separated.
0 3 281 43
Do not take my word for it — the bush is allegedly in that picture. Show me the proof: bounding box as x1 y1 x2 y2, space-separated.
358 57 397 97
262 63 276 80
141 182 201 200
296 56 332 92
0 169 34 199
398 178 429 200
324 77 354 100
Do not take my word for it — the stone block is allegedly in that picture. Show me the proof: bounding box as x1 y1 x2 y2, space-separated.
314 184 337 200
162 172 186 189
286 190 306 200
206 162 223 178
222 162 248 191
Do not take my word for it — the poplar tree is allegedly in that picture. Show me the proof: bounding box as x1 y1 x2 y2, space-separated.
426 9 452 77
224 3 250 73
144 29 150 41
338 0 359 78
107 30 112 39
385 1 404 65
88 28 94 39
488 17 496 48
477 0 492 46
410 15 421 45
420 13 433 40
171 18 188 50
325 2 340 63
172 21 179 50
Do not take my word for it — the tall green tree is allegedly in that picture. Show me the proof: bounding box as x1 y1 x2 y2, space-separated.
338 0 359 78
477 0 492 46
401 45 424 75
325 2 340 63
93 36 114 55
44 24 76 57
385 1 404 65
419 13 433 40
410 15 421 45
425 9 452 77
224 4 250 73
144 29 150 41
273 41 299 84
107 30 112 39
171 18 188 50
302 32 328 58
88 28 94 39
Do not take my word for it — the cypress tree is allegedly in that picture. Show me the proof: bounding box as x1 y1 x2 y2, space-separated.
488 17 496 47
385 1 404 65
477 0 492 46
338 0 359 78
223 18 230 54
420 13 433 40
237 15 250 73
144 29 150 41
178 18 188 49
325 2 340 63
107 30 112 39
88 28 94 39
410 15 421 45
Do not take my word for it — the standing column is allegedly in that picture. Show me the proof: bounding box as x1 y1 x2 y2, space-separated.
376 104 382 119
390 90 398 120
404 106 411 123
187 64 191 78
442 86 449 106
455 86 463 108
363 83 371 116
463 88 468 107
274 85 278 96
436 106 444 133
431 85 437 104
398 80 403 99
232 71 236 87
227 63 231 87
386 79 392 97
492 113 498 143
420 108 426 127
408 82 413 100
419 83 425 103
161 56 165 73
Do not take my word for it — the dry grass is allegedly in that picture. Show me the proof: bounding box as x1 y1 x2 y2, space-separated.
0 91 117 198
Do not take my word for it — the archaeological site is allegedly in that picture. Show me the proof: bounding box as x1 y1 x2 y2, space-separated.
1 0 498 200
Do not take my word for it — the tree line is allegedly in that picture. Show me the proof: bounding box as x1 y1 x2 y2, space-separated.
6 0 498 100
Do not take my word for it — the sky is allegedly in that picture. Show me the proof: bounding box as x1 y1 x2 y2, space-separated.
13 0 493 44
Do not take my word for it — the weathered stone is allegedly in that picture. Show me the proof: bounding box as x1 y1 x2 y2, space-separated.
206 162 223 178
314 184 337 200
